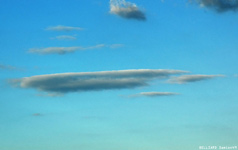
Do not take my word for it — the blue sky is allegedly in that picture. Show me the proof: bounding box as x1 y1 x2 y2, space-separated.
0 0 238 150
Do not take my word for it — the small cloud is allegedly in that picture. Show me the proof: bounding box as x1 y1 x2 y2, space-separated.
129 91 179 98
10 69 187 95
28 47 80 55
168 74 225 84
33 113 43 116
28 44 123 55
0 64 22 71
195 0 238 13
28 44 105 55
109 0 146 21
107 44 124 49
51 35 77 40
107 44 124 48
46 25 83 32
36 93 63 97
0 64 17 70
140 92 179 97
86 44 106 50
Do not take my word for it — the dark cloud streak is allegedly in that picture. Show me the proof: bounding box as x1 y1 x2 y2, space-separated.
168 74 224 84
129 92 179 98
195 0 238 12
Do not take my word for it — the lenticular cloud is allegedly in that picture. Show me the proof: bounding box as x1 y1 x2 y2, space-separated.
10 69 187 95
109 0 146 21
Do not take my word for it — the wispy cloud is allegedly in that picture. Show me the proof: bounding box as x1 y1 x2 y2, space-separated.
107 44 124 49
0 64 21 71
33 113 43 117
10 69 187 95
28 44 106 55
28 44 123 55
195 0 238 12
28 47 79 55
168 74 224 84
46 25 83 31
129 92 179 98
0 64 17 70
51 35 77 40
109 0 146 21
36 92 63 97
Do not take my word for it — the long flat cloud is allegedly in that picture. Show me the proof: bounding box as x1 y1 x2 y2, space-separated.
129 92 179 98
168 74 224 84
196 0 238 12
28 44 107 55
109 0 146 21
46 25 83 31
10 69 187 95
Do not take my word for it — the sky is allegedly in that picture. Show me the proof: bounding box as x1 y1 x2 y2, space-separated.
0 0 238 150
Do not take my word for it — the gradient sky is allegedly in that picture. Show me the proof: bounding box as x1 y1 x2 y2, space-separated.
0 0 238 150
